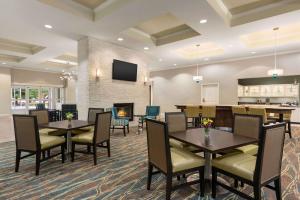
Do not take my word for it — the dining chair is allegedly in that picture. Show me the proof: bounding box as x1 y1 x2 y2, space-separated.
201 106 216 126
138 106 160 129
165 112 200 152
145 118 205 199
184 106 201 127
212 122 286 200
268 113 292 138
29 110 64 136
13 115 66 175
110 107 129 136
71 112 112 165
232 106 247 115
247 107 274 124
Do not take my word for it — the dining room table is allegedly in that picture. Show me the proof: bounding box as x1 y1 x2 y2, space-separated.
169 127 258 197
40 120 94 155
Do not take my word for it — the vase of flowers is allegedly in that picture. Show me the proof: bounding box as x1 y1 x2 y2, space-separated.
202 118 213 137
66 112 73 126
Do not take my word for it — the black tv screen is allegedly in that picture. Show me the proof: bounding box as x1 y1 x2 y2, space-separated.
112 59 137 82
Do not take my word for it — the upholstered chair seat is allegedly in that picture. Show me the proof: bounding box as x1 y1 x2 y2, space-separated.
235 144 258 155
169 138 188 148
72 127 94 135
71 132 93 143
212 153 256 181
40 135 65 150
171 148 205 173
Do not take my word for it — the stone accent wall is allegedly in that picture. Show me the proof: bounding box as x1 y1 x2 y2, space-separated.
77 37 150 120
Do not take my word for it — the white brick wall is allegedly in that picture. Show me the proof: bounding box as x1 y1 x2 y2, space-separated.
77 37 150 120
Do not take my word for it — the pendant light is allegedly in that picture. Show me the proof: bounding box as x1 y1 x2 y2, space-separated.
193 64 203 83
267 27 284 78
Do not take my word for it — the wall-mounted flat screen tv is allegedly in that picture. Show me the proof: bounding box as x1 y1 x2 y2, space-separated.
112 59 137 82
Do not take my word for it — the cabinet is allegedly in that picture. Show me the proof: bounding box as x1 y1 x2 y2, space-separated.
238 84 299 97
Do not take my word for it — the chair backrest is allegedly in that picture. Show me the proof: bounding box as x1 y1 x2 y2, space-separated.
247 107 267 123
233 114 262 140
94 112 112 144
201 106 216 118
165 112 187 133
111 107 118 119
184 106 201 118
255 123 286 184
36 103 45 110
232 106 247 115
146 106 160 117
29 110 49 125
146 119 171 174
13 115 40 151
88 108 105 123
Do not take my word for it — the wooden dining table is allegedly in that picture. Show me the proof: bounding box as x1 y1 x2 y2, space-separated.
169 127 257 195
40 120 94 154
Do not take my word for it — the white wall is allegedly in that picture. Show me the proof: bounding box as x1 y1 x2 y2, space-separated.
0 68 12 115
76 37 150 120
150 52 300 113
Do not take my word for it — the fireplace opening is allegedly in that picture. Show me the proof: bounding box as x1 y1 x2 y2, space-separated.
113 103 134 121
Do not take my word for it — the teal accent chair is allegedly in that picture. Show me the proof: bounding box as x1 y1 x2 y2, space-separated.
110 107 129 136
139 106 160 129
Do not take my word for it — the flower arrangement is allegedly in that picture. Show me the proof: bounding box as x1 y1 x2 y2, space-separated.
202 118 213 136
66 112 74 121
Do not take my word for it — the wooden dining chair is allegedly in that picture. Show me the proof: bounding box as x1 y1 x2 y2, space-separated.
13 115 66 175
145 118 205 199
71 112 112 165
212 122 286 200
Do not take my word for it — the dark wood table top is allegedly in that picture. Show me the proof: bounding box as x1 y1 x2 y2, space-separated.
169 128 257 153
40 120 94 131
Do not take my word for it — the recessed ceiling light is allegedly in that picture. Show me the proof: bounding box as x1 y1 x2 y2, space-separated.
204 58 209 61
45 68 49 70
159 58 163 62
144 47 149 50
251 51 256 54
200 19 207 24
2 62 6 65
173 64 177 66
44 24 53 29
117 37 124 41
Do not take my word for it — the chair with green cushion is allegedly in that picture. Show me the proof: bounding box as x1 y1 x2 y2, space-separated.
71 112 112 165
110 107 129 136
212 122 286 200
13 115 65 175
29 110 65 136
72 107 105 134
145 118 205 199
165 112 200 152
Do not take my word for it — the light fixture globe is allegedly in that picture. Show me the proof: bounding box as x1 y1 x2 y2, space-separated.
267 69 284 77
193 75 203 83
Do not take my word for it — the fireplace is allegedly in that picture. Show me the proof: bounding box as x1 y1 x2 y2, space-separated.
113 103 134 121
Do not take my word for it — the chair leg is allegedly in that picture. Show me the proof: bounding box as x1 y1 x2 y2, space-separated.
112 126 115 134
176 175 180 181
147 163 153 190
166 174 172 200
274 178 282 200
127 124 130 133
93 145 97 165
71 143 75 162
287 121 292 138
212 168 217 198
254 186 262 200
234 179 239 188
123 126 126 137
107 140 111 157
15 150 21 172
61 145 65 163
199 167 205 197
42 151 46 159
36 151 41 176
47 150 50 158
87 145 91 153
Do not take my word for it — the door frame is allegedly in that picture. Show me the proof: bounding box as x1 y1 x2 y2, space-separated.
200 82 220 104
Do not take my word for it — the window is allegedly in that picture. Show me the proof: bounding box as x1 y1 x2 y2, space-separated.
11 86 64 112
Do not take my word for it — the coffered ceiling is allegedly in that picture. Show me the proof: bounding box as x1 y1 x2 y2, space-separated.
0 0 300 72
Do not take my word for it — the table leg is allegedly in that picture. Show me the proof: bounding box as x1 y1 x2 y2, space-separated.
279 113 284 122
66 130 72 158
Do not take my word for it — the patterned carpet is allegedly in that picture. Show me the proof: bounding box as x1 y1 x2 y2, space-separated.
0 127 299 200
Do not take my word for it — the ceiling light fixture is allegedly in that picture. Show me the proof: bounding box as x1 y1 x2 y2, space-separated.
193 64 203 83
251 51 256 54
117 37 124 41
159 58 163 62
44 24 53 29
1 62 6 65
200 19 207 24
204 58 209 61
268 27 283 78
173 64 177 66
144 47 149 50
